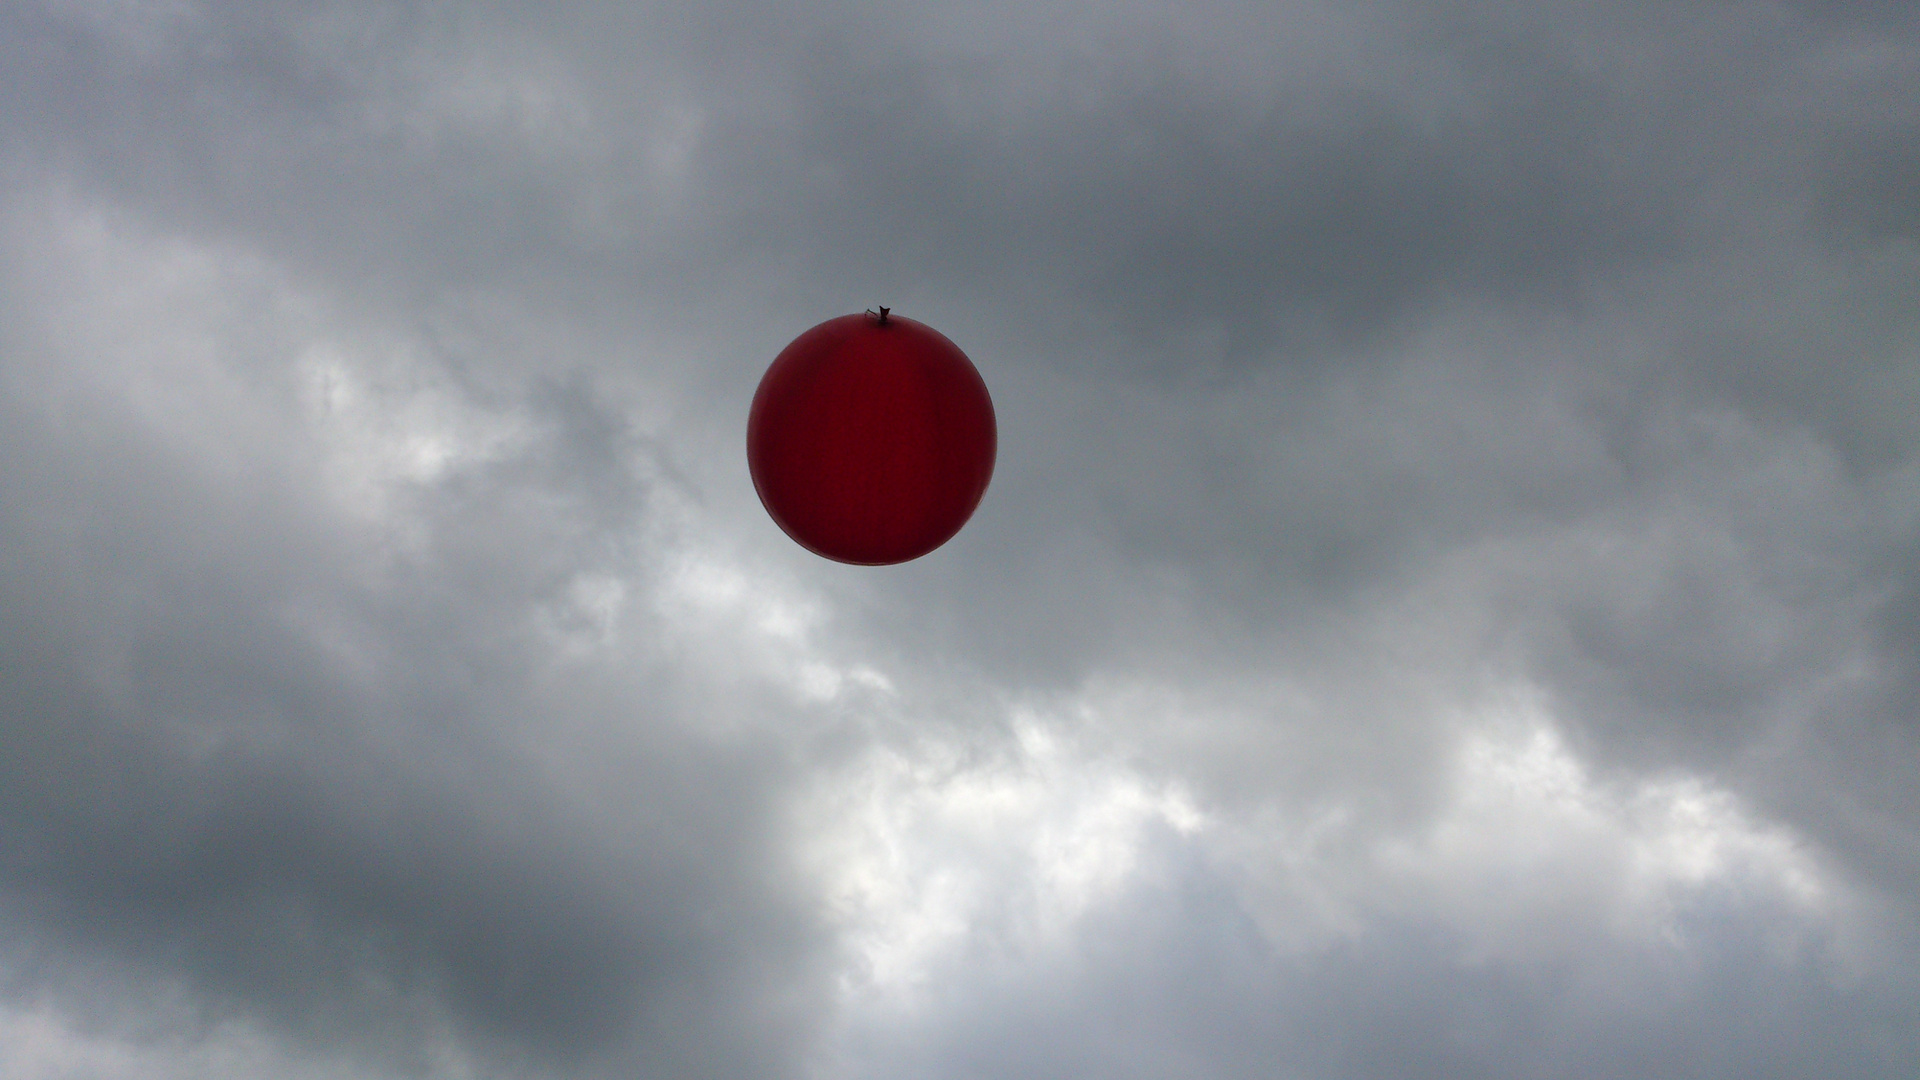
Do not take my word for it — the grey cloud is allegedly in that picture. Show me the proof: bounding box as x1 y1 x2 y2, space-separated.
694 17 1691 379
0 272 822 1075
2 0 1918 1077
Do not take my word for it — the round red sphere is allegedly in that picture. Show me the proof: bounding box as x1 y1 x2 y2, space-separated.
747 310 996 565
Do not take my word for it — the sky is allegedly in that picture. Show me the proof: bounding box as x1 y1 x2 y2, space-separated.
1 1 1917 1077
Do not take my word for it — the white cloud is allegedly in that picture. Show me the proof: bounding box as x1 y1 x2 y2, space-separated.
796 703 1205 1009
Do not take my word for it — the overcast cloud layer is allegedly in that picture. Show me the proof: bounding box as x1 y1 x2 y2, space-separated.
2 1 1918 1077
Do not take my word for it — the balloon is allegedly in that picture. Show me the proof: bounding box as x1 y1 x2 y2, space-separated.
747 309 996 565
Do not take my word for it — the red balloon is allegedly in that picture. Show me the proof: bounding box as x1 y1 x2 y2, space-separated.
748 309 996 565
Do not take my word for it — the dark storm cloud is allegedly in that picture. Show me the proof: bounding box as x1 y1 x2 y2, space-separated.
757 28 1682 369
0 324 823 1076
2 0 1918 1077
0 1 1750 364
0 169 832 1073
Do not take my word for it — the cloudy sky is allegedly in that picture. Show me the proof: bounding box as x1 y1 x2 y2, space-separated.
2 1 1918 1077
